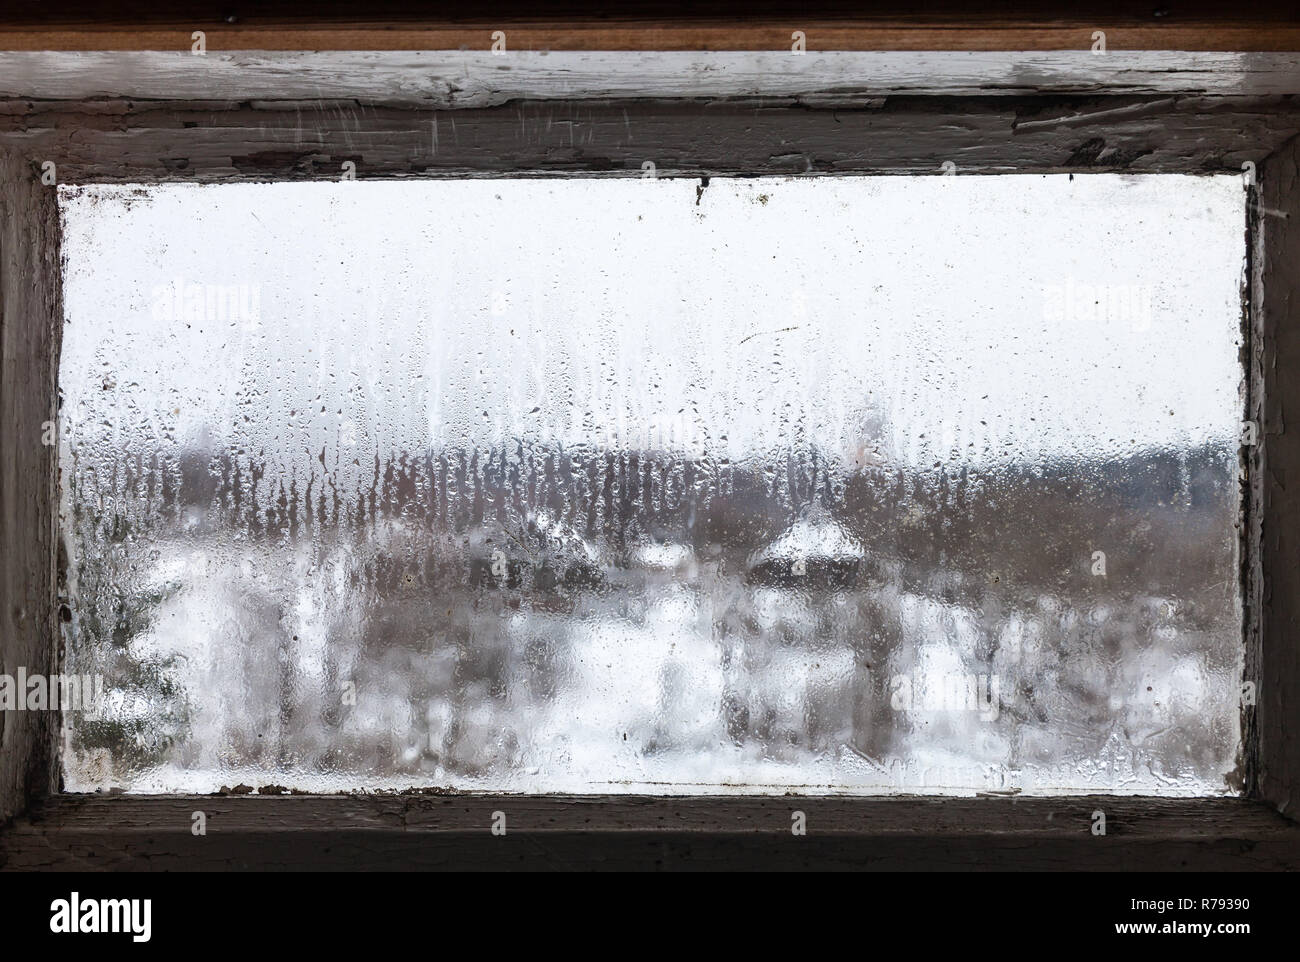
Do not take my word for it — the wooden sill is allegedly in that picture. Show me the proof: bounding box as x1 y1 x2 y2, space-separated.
2 795 1296 870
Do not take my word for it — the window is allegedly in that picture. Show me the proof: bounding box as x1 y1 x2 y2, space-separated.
58 174 1246 796
3 33 1299 873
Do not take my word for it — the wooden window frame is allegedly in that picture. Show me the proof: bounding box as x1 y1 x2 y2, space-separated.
2 46 1300 870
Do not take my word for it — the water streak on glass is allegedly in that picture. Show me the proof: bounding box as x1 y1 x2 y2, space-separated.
57 176 1246 794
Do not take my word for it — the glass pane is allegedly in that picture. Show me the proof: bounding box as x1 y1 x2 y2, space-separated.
57 175 1246 795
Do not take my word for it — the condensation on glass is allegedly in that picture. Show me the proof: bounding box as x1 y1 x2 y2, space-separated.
57 176 1247 795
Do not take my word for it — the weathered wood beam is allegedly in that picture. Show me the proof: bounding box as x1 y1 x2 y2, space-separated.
2 21 1300 52
1256 133 1300 819
0 97 1294 181
0 149 61 825
2 52 1300 106
3 795 1298 870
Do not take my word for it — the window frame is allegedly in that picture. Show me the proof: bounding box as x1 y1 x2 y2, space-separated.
2 46 1298 870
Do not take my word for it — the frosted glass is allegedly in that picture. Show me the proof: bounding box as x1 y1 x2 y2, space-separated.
57 175 1246 795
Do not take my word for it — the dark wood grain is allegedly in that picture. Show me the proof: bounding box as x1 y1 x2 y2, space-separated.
0 4 1298 53
1 96 1295 181
0 150 60 825
3 795 1297 870
1257 134 1300 820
